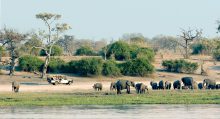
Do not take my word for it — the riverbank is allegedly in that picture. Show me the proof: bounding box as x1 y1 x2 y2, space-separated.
0 90 219 106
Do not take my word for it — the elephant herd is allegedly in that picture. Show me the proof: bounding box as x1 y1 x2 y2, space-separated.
93 77 220 94
151 77 220 90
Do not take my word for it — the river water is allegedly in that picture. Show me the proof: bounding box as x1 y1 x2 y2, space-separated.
0 105 219 119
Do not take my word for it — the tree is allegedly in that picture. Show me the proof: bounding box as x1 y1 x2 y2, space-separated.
19 33 43 56
75 46 96 56
178 28 202 59
0 28 26 75
56 35 75 55
35 12 71 78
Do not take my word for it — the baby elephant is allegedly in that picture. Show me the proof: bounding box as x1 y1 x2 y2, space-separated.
135 83 148 94
12 81 20 93
93 83 103 91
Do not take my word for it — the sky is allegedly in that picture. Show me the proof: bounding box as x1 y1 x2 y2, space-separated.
1 0 220 40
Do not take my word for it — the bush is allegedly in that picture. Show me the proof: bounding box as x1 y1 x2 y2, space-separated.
47 58 66 73
213 49 220 61
102 60 121 77
119 58 154 77
76 58 103 76
40 45 63 56
191 43 205 54
106 41 131 60
18 55 44 72
75 46 97 56
162 59 198 73
131 47 154 61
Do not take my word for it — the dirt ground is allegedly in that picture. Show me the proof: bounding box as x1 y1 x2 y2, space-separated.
0 53 220 93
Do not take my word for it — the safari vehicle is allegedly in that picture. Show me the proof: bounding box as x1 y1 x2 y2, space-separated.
47 75 73 85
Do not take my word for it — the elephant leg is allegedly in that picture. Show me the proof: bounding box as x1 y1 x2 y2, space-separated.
127 86 130 94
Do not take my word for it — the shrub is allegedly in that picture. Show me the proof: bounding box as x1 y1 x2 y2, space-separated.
75 46 97 56
18 55 44 72
77 58 103 76
47 58 66 73
131 47 155 61
213 49 220 61
162 59 198 73
102 60 121 77
191 43 205 54
40 45 63 56
119 58 154 77
106 41 131 60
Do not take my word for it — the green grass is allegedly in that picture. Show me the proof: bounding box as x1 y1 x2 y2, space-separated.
0 90 219 106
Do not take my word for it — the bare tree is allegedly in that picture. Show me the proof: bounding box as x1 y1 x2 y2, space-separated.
0 28 26 75
178 28 202 59
35 12 71 78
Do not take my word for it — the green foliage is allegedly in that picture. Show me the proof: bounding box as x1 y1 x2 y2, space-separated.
47 58 66 73
0 46 6 57
191 43 205 54
75 46 96 56
102 60 121 77
19 34 43 56
106 41 131 60
162 59 198 73
18 55 44 72
131 47 154 61
213 40 220 61
76 58 103 76
40 45 63 56
213 49 220 61
105 41 155 61
120 58 154 77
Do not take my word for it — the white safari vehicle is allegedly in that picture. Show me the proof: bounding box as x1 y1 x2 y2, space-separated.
47 75 73 85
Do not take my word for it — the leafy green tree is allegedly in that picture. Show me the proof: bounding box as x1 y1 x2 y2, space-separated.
75 46 96 56
106 41 131 60
40 45 63 56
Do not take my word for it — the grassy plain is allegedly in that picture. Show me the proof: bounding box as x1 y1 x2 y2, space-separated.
0 90 219 106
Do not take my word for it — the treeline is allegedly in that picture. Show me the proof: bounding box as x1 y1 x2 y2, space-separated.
1 33 220 60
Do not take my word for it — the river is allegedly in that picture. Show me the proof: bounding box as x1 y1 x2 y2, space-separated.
0 104 219 119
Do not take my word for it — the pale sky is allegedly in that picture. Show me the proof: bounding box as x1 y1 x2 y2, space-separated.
1 0 220 40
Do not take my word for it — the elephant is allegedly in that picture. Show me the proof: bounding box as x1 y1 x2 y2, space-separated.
192 81 198 89
115 80 135 94
181 77 194 89
158 80 165 90
150 81 158 90
110 82 116 91
203 79 216 89
173 80 181 89
216 84 220 89
135 83 148 94
93 83 103 91
182 86 189 90
198 83 203 89
12 81 20 93
165 81 172 90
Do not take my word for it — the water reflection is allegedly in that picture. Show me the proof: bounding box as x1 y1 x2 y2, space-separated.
0 105 220 119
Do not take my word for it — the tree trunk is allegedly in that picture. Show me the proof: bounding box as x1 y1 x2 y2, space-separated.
9 57 16 75
104 52 107 60
185 40 189 59
41 54 50 78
